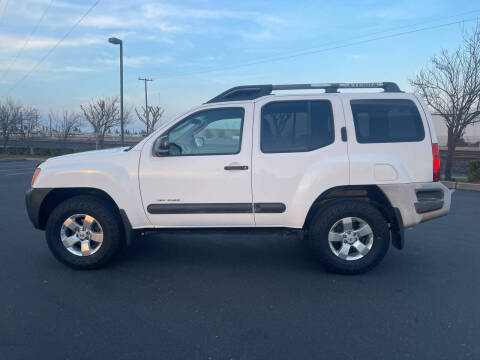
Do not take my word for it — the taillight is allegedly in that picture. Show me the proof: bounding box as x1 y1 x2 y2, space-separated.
31 168 41 187
432 143 440 182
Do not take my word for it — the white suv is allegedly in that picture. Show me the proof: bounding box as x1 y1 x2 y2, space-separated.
26 82 451 274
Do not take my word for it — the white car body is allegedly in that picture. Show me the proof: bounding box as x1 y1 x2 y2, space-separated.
33 90 448 229
27 82 451 272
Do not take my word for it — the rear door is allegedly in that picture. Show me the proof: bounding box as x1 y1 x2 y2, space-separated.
343 94 433 184
251 94 349 228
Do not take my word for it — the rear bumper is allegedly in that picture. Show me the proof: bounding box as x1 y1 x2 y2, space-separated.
379 182 451 228
25 188 52 230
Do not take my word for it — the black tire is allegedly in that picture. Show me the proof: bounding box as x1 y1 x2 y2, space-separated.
309 200 390 274
45 195 124 269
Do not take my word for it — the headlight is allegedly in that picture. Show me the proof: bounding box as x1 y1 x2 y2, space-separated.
31 168 41 187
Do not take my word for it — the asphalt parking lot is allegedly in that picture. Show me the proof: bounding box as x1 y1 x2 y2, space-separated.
1 160 479 360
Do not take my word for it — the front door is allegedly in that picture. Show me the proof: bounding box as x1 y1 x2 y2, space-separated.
139 104 254 227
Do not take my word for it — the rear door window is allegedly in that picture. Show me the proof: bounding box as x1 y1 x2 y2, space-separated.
261 100 334 153
350 99 425 143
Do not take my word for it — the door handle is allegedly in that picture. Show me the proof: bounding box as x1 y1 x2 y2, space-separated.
224 165 248 170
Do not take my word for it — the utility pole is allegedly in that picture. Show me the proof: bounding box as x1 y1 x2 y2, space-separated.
139 77 153 133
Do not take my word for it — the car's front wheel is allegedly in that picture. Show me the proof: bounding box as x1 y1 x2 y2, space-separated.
45 195 123 269
309 200 390 274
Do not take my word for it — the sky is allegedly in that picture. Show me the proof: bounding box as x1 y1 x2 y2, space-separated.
0 0 479 130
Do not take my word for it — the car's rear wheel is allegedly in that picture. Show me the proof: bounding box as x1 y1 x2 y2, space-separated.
45 195 123 269
309 200 390 274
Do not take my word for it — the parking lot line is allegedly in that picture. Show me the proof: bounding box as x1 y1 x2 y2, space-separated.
0 164 37 169
3 171 35 176
0 166 37 172
0 169 37 175
0 162 38 166
0 161 36 165
0 162 40 169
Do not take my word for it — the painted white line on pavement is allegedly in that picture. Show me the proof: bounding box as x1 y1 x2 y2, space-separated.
0 161 38 165
0 167 37 172
0 163 39 167
0 162 40 167
3 171 34 176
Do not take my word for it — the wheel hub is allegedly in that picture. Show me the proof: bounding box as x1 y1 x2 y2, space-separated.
328 217 374 261
77 229 89 240
344 231 358 245
60 214 104 257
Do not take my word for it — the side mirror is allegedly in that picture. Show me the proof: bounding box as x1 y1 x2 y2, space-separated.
154 136 170 156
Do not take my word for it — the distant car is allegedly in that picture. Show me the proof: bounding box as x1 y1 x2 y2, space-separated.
26 82 450 274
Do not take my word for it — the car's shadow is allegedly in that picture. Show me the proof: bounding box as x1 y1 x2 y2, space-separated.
115 232 318 270
112 231 400 276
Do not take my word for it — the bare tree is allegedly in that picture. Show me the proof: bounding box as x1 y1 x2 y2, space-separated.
135 105 164 134
21 107 39 154
0 99 22 149
148 105 164 133
410 23 480 180
51 110 82 148
80 97 130 149
48 110 58 137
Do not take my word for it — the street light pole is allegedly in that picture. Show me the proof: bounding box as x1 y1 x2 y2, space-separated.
108 37 124 146
119 41 124 146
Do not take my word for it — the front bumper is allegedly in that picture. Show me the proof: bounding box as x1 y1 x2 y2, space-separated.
379 182 451 228
25 188 52 230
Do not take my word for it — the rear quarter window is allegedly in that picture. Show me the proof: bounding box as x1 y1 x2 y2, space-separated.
350 99 425 143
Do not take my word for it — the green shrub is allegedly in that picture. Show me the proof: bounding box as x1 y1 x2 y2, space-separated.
468 160 480 183
0 147 29 155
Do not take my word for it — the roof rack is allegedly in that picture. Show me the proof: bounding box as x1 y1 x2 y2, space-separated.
207 82 402 103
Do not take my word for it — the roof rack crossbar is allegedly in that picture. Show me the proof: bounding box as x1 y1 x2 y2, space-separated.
207 82 401 103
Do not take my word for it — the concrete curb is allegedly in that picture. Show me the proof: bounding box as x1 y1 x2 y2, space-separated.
442 181 480 191
24 157 48 161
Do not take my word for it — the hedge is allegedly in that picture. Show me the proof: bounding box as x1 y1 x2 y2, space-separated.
0 147 79 156
468 160 480 183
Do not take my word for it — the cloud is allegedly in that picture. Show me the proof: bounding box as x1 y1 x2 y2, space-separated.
0 58 36 72
1 0 90 23
75 15 183 32
60 66 97 73
0 33 102 53
97 55 172 68
141 2 283 23
26 0 89 10
242 30 273 41
0 58 97 78
3 1 285 52
142 3 248 20
361 6 416 21
66 2 284 37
